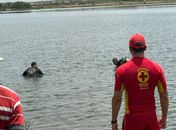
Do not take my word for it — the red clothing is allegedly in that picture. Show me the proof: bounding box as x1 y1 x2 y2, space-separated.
122 111 160 130
0 85 24 130
115 57 167 113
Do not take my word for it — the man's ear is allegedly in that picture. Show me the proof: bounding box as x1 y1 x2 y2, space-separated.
129 47 133 52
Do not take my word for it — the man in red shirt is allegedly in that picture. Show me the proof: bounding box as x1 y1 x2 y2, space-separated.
111 34 169 130
0 85 25 130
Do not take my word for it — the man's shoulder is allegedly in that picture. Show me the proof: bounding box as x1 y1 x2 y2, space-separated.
26 67 35 71
145 58 163 67
0 85 19 99
144 58 165 74
119 59 132 68
116 61 130 73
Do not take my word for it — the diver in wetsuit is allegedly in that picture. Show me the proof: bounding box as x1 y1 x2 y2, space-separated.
23 62 44 77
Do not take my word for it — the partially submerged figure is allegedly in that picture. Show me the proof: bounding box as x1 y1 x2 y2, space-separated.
112 58 119 66
23 62 44 77
112 57 127 70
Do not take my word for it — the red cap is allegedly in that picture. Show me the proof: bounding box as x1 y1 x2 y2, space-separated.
129 34 146 49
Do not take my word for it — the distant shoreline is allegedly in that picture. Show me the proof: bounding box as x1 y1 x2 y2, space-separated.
1 1 176 14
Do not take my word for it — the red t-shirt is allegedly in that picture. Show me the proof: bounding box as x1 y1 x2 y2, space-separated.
115 57 167 113
0 85 24 130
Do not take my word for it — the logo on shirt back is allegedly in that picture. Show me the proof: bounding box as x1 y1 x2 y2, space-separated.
137 68 149 89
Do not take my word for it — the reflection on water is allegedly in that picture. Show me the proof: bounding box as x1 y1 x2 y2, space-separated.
0 5 176 130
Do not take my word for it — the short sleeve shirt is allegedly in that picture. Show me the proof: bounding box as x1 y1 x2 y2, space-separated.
114 57 167 113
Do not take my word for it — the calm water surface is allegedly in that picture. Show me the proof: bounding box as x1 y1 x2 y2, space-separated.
0 5 176 130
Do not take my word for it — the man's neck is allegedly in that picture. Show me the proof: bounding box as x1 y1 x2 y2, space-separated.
132 52 144 57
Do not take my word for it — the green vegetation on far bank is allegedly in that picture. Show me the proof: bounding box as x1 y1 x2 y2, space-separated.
0 0 176 11
0 2 31 11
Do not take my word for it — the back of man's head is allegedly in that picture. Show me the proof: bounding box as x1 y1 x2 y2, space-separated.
31 62 37 67
129 33 147 53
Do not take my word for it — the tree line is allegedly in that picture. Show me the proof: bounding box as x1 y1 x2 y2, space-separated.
0 0 172 11
0 0 140 11
0 2 31 11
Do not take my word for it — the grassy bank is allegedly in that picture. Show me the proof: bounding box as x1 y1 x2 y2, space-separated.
31 0 176 9
1 0 176 12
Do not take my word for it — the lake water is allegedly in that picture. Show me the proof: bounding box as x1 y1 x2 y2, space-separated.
0 5 176 130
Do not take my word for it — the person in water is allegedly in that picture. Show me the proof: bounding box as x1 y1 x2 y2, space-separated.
112 57 127 71
111 34 169 130
23 62 44 77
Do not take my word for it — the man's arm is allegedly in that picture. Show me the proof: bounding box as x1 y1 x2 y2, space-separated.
7 99 25 130
22 69 27 76
38 69 44 75
158 90 169 129
36 68 44 76
157 66 169 129
112 90 123 130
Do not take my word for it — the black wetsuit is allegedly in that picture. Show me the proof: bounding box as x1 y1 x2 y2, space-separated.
22 67 44 77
